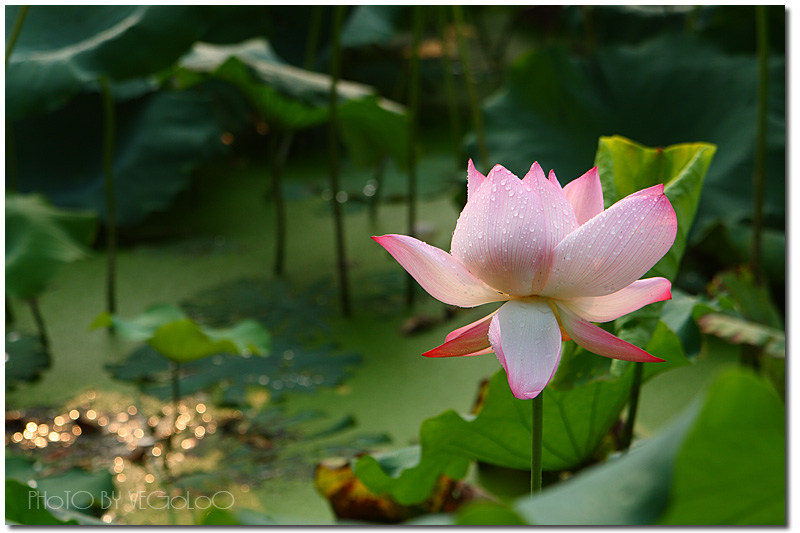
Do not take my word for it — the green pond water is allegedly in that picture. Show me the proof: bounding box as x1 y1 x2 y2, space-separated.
6 150 737 524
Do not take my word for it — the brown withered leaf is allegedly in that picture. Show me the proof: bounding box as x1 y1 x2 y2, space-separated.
314 457 486 523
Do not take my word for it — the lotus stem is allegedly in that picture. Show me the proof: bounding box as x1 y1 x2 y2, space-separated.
436 6 464 167
5 5 29 193
621 361 644 451
270 130 294 277
99 75 118 320
328 5 351 317
368 153 389 227
531 393 543 493
164 360 180 479
28 298 50 350
451 5 488 169
5 5 29 67
304 5 324 70
6 297 15 325
750 5 769 284
405 5 423 308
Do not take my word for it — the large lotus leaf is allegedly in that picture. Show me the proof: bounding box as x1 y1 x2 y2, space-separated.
5 193 97 299
480 33 785 240
658 370 785 525
5 480 78 526
175 39 408 166
13 85 246 225
107 278 361 403
5 6 220 119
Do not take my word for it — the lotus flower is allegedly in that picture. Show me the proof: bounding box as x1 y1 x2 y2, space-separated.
373 160 677 399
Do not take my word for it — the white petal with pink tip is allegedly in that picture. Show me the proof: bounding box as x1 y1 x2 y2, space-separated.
488 300 562 399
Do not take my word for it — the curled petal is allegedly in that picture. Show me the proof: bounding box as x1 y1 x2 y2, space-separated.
423 311 496 358
451 165 550 296
542 184 677 299
488 300 562 399
556 304 664 362
557 277 672 323
467 159 487 200
373 234 506 307
563 167 604 225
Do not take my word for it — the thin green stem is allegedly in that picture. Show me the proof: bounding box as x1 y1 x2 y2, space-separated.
5 6 29 194
304 5 324 70
436 6 464 167
368 153 388 227
28 298 49 350
5 5 29 67
99 76 118 319
750 5 769 284
451 5 488 169
6 121 18 192
270 130 294 277
531 394 543 494
6 297 15 325
164 361 180 481
405 6 423 308
621 361 644 451
580 6 596 55
328 5 351 317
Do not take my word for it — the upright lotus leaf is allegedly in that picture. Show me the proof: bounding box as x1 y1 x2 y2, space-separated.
480 33 785 242
5 193 97 300
354 324 686 506
92 304 270 363
659 370 785 525
595 136 716 282
5 5 222 119
14 85 247 225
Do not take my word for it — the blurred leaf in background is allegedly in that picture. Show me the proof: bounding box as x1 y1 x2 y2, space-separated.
12 86 249 226
480 33 784 256
5 193 97 300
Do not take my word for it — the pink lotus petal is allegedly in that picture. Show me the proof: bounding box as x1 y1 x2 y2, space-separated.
373 234 506 307
522 163 579 293
558 277 672 323
423 311 495 358
451 165 550 296
488 300 562 399
542 184 677 299
563 167 604 225
556 304 664 362
467 158 487 200
547 169 563 189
